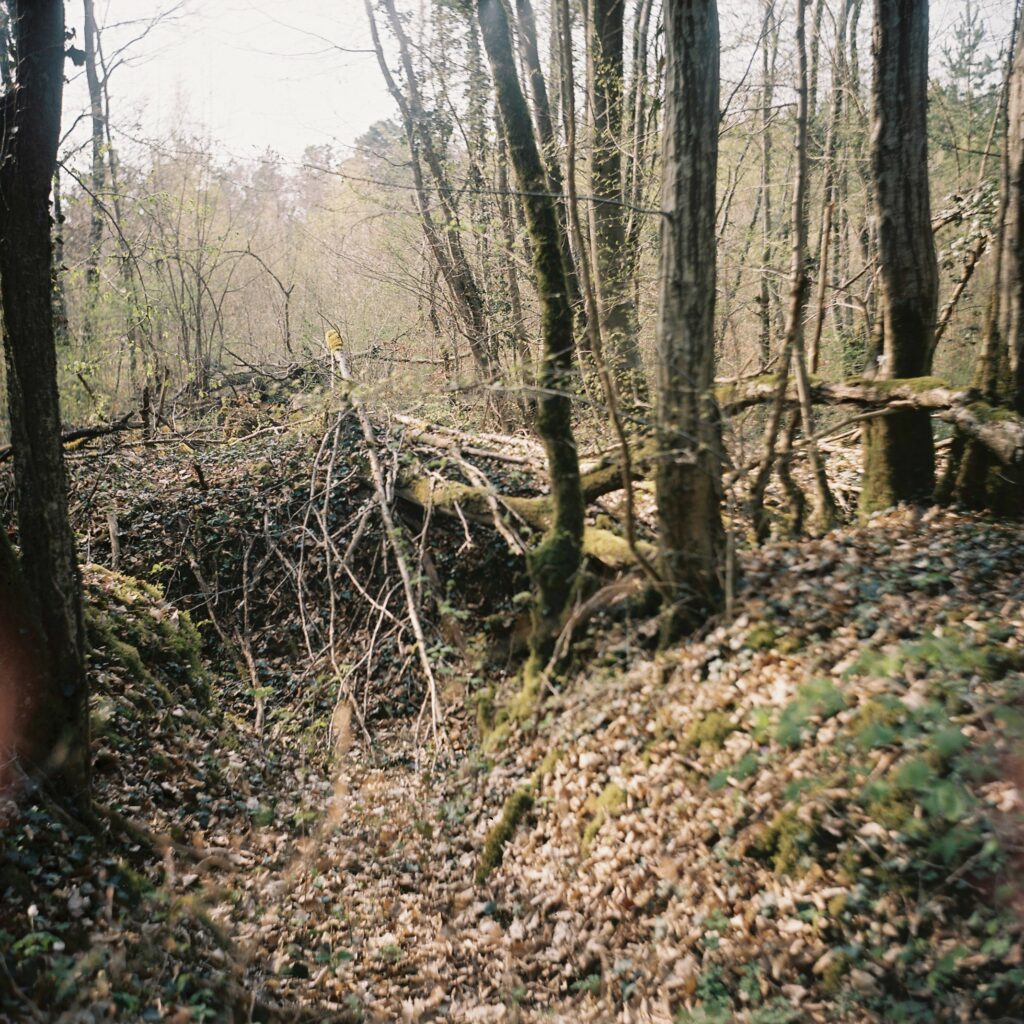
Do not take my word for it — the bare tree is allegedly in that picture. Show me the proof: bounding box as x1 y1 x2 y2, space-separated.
365 0 498 391
655 0 724 631
83 0 105 308
954 5 1024 510
750 0 837 538
587 0 646 403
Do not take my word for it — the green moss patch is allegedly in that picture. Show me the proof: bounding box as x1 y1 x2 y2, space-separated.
476 787 534 884
685 711 737 753
581 782 627 852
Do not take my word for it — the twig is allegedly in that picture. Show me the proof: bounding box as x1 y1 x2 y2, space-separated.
334 362 448 754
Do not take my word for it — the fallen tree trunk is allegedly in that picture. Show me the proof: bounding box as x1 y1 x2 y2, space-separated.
396 474 655 570
717 375 1024 466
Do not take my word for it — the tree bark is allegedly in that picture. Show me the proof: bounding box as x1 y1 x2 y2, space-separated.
478 0 585 673
655 0 724 630
1004 12 1024 412
954 8 1024 511
785 0 838 534
758 1 780 369
587 0 646 404
0 1 90 806
860 0 939 514
513 0 583 319
83 0 105 292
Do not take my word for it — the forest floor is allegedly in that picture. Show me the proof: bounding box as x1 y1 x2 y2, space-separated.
2 423 1024 1024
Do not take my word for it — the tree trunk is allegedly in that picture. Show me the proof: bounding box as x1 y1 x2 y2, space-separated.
0 0 90 807
785 0 838 534
478 0 585 676
655 0 724 631
83 0 104 280
1004 11 1024 413
717 375 1024 469
860 0 938 515
758 1 780 369
514 0 583 319
587 0 645 404
81 0 105 349
623 0 655 310
955 8 1024 512
51 167 70 348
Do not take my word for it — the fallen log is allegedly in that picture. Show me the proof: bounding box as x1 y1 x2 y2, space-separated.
716 375 1024 466
396 474 655 570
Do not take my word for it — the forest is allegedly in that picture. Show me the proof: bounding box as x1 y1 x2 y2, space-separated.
1 0 1023 1020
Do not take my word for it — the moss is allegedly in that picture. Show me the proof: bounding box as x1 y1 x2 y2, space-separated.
85 608 174 707
864 787 917 831
684 711 737 753
475 687 496 737
965 400 1018 424
476 787 534 883
482 717 514 753
860 410 935 517
843 375 946 394
508 658 545 723
537 747 562 778
85 566 208 704
581 783 627 852
114 861 155 903
405 476 480 510
821 953 851 995
713 374 776 410
851 697 905 748
90 694 118 737
752 807 819 876
582 526 656 570
744 622 780 651
475 747 563 880
826 893 848 918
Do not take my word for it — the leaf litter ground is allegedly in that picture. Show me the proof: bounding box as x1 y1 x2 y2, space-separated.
1 428 1023 1023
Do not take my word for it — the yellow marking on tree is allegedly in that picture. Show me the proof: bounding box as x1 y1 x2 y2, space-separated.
325 329 344 353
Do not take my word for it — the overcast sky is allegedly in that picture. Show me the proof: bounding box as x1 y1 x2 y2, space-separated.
60 1 1017 171
63 1 396 166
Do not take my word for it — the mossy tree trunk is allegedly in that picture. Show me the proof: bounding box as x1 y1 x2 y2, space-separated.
954 8 1024 513
0 1 90 808
860 0 938 516
654 0 725 631
513 0 583 322
478 0 585 673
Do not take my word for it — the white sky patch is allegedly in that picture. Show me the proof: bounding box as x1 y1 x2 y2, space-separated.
63 0 396 165
58 0 1018 172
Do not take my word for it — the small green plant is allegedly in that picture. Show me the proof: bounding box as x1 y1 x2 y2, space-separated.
776 678 845 747
694 963 731 1014
571 973 602 995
